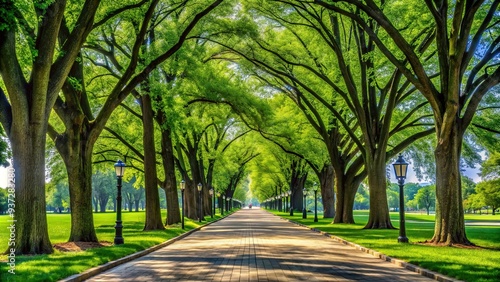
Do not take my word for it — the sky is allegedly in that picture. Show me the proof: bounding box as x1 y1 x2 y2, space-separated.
0 160 483 189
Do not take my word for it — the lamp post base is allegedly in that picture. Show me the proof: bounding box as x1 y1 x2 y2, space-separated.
398 236 409 243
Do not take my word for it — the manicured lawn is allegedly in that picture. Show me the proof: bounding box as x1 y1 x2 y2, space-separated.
273 210 500 282
0 210 228 281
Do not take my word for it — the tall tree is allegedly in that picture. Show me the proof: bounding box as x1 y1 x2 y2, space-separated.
0 0 101 254
221 1 433 227
315 0 500 244
48 0 223 240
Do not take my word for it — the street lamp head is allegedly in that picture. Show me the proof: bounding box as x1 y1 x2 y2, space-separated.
180 180 186 191
114 159 126 177
197 183 202 191
209 188 214 196
313 182 318 191
393 154 409 183
216 192 221 197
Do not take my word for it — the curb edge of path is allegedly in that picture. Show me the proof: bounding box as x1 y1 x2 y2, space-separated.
59 213 233 282
274 213 463 282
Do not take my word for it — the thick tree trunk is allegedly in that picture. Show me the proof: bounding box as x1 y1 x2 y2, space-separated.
319 164 335 218
52 113 99 242
184 178 198 219
364 153 394 229
65 147 99 241
431 122 470 245
161 128 181 225
141 94 164 230
11 126 53 254
290 172 307 212
333 171 358 224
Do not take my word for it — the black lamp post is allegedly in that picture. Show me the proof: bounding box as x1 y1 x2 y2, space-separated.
289 190 294 216
209 187 214 218
313 182 319 222
197 183 203 222
393 155 409 243
180 180 185 229
114 160 126 245
302 188 307 219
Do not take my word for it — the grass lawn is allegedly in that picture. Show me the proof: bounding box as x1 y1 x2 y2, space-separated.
0 210 228 281
273 210 500 282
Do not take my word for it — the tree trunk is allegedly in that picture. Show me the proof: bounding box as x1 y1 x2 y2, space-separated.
290 172 307 212
99 195 108 213
431 122 470 245
364 153 394 229
65 147 99 241
93 197 98 213
141 94 164 230
11 126 53 254
319 164 335 218
161 128 181 225
53 117 99 242
333 172 358 224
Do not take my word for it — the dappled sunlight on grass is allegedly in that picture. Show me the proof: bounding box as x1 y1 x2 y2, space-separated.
272 210 500 282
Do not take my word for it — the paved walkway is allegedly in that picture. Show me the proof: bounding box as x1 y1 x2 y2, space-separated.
87 208 437 281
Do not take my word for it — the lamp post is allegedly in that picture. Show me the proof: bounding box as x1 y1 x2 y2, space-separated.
393 155 409 243
197 183 203 222
209 187 214 218
114 160 126 245
313 182 319 222
302 188 307 219
180 180 185 229
289 190 294 216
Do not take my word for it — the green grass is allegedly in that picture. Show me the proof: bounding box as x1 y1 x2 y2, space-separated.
0 210 231 282
273 210 500 282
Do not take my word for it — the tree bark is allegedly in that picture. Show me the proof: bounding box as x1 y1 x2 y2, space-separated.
364 153 394 229
11 125 53 254
431 121 470 245
160 128 181 225
333 171 358 224
319 164 335 218
141 93 164 230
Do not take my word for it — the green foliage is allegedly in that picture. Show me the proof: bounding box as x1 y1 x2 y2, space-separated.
475 180 500 212
0 188 8 214
0 1 17 31
46 183 70 212
0 128 9 167
414 185 435 215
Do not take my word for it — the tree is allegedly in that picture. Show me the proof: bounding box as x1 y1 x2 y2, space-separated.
92 170 115 213
476 152 500 215
315 0 500 245
415 185 436 215
48 0 224 239
0 0 101 254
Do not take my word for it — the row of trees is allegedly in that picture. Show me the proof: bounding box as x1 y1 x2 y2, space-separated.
0 0 499 255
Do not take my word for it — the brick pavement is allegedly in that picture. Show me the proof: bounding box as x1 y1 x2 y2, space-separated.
86 208 441 281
